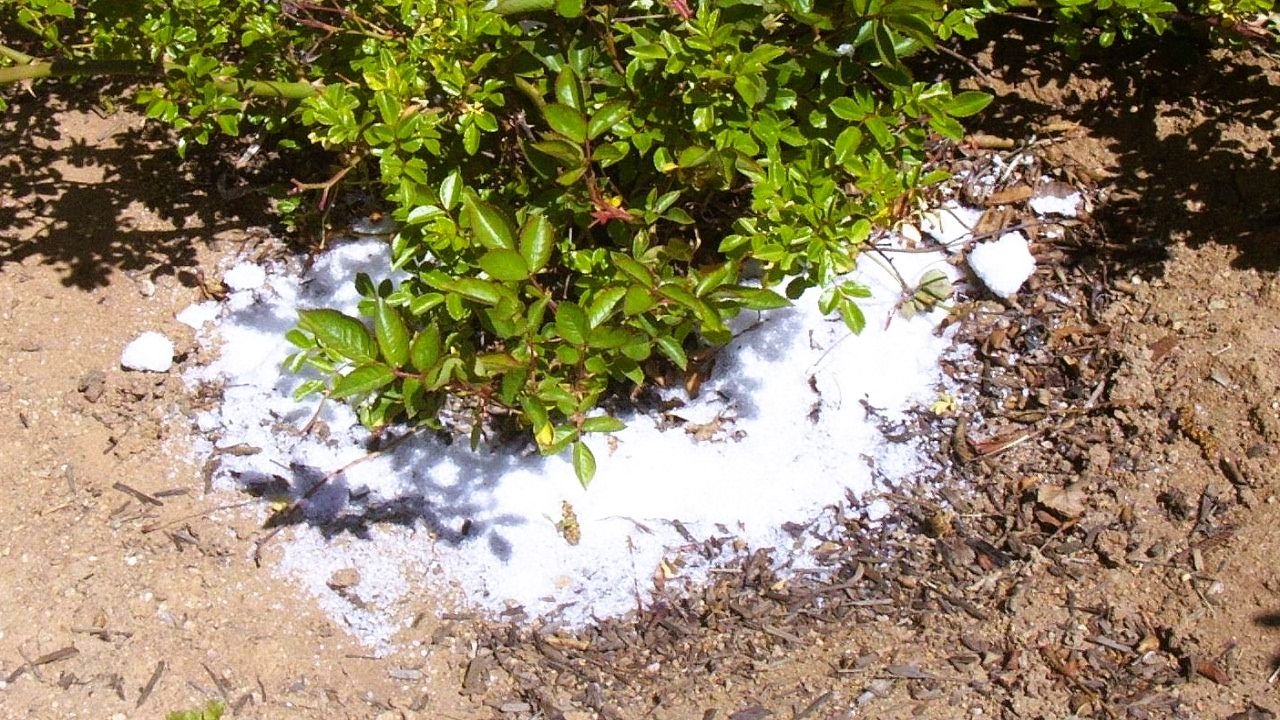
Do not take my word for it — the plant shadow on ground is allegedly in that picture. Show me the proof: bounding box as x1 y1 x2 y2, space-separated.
1255 611 1280 673
0 81 282 289
236 430 550 563
951 20 1280 273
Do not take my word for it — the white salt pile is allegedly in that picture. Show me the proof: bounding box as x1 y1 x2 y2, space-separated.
967 232 1036 299
185 236 961 650
121 331 174 372
920 202 983 251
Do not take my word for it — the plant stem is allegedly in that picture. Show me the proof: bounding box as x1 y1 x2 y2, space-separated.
0 44 35 65
0 58 318 100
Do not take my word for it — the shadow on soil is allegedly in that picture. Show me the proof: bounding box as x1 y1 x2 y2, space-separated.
954 23 1280 273
0 82 280 289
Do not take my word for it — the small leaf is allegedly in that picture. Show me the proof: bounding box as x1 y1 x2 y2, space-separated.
946 91 993 118
373 297 410 367
611 252 654 288
572 441 596 488
454 278 504 305
655 335 688 370
555 66 583 111
478 249 530 282
623 285 655 315
463 192 515 250
410 324 442 372
439 170 463 211
717 286 792 310
544 103 587 144
587 101 631 140
556 0 584 18
297 309 375 362
519 213 554 273
581 415 626 433
331 363 395 400
555 302 590 345
587 286 627 327
528 139 583 165
839 299 867 334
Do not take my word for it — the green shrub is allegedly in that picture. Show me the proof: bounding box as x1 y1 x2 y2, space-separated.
2 0 1270 485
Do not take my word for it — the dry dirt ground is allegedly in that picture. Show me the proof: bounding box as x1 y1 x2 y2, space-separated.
1 30 1278 720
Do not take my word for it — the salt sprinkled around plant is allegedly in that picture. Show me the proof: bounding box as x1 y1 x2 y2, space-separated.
185 236 961 651
176 301 220 329
1028 190 1083 218
920 202 983 251
967 231 1036 299
121 331 175 372
222 261 267 291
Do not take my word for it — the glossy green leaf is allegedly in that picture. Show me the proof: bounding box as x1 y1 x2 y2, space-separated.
478 249 530 281
555 302 590 345
655 335 688 370
946 91 994 118
519 213 554 273
297 309 376 362
373 297 410 367
544 103 587 144
587 286 627 327
462 192 515 250
572 441 596 488
331 363 395 400
587 101 631 140
581 415 626 433
410 324 442 372
555 67 583 111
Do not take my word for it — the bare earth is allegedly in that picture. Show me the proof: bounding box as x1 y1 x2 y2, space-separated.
1 31 1278 720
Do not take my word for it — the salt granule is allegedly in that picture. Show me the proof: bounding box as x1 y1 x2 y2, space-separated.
121 331 175 372
920 203 983 250
223 262 267 291
1028 191 1082 218
176 301 220 329
967 232 1035 299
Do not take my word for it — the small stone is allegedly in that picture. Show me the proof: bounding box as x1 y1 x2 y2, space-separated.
327 568 360 590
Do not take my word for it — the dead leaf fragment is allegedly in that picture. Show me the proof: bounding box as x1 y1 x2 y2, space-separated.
1037 482 1088 518
1192 656 1231 685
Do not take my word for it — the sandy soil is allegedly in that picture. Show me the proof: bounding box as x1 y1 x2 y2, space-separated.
1 29 1278 720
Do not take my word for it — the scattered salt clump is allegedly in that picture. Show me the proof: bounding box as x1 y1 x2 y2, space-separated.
920 202 983 251
121 331 175 372
223 262 267 291
967 232 1035 299
1029 183 1083 217
176 301 220 329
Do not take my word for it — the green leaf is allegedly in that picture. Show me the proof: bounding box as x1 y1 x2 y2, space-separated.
410 324 442 372
544 103 587 144
529 139 583 165
717 286 792 310
623 285 655 315
331 363 395 400
555 302 590 345
833 126 863 164
612 252 655 288
439 170 463 211
374 297 410 367
479 249 531 281
830 97 861 121
463 192 516 249
587 286 627 327
872 21 898 67
655 335 688 370
555 67 583 111
839 299 867 334
587 101 631 140
519 213 554 273
557 0 584 18
454 278 504 305
572 441 596 488
581 415 626 433
297 309 376 362
946 91 993 118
